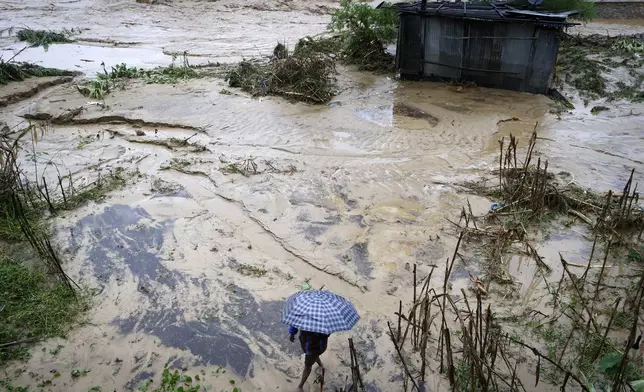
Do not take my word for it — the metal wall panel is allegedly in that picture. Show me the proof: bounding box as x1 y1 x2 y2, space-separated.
423 16 463 79
397 13 561 93
397 14 424 77
525 28 560 93
499 23 536 91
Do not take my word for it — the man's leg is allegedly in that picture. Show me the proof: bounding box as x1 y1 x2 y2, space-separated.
298 354 319 391
297 363 312 391
316 357 324 370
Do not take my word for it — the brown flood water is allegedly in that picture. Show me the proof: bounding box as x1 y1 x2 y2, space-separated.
0 1 643 391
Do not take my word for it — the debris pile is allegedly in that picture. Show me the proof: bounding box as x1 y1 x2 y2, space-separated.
468 132 643 236
226 44 336 103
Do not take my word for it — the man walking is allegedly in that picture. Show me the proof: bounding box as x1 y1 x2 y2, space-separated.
281 290 360 391
289 326 328 392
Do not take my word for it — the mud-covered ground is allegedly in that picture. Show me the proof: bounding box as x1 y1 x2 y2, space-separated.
1 1 643 391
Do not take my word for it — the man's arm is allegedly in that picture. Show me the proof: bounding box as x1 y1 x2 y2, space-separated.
289 326 298 342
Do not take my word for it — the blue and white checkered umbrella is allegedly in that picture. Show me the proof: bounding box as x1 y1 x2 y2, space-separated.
282 290 360 334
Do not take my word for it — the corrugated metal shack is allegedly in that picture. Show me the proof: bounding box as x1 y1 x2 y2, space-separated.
395 1 577 93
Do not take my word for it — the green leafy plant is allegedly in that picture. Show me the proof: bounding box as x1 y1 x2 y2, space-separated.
16 28 74 51
137 365 202 392
329 0 397 71
631 379 644 392
49 344 64 355
71 369 90 378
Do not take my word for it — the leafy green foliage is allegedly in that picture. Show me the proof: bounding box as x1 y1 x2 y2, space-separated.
71 369 90 378
557 39 607 97
631 379 644 392
628 247 644 263
293 36 340 58
0 258 88 364
329 0 397 71
49 344 64 355
134 365 241 392
599 352 622 374
16 29 73 51
329 0 397 44
612 38 644 54
136 365 229 392
597 352 640 380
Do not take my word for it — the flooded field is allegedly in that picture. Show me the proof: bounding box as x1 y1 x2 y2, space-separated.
0 1 643 391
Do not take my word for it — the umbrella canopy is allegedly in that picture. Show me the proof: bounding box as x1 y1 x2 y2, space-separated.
282 290 360 334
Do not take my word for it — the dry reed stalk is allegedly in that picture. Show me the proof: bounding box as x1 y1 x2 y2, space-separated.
413 263 417 350
589 297 621 363
559 254 600 332
387 321 420 392
581 234 598 280
611 275 644 391
348 338 363 391
506 336 590 392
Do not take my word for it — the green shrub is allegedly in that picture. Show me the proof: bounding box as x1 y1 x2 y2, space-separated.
329 0 397 71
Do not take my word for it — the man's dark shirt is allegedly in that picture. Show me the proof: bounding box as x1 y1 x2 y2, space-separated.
289 327 329 355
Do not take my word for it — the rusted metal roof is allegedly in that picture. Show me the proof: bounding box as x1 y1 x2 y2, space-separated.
396 1 579 28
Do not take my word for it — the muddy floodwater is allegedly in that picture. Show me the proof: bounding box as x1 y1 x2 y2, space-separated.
1 1 644 391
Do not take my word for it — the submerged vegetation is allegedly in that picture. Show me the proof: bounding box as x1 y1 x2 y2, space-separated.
557 34 644 102
387 132 644 392
76 55 201 99
468 132 643 232
0 61 74 85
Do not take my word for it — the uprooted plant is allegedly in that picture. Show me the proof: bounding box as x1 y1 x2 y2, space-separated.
220 157 298 176
225 1 396 102
226 44 335 103
15 28 75 50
